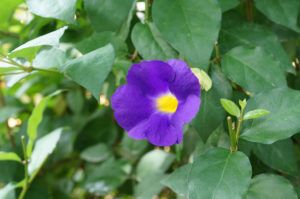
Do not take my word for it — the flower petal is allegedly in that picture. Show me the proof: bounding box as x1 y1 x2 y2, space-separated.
111 84 154 131
171 95 201 144
128 113 177 146
167 59 201 100
127 60 175 96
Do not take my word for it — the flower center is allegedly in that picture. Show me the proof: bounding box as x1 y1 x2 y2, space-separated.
156 93 178 113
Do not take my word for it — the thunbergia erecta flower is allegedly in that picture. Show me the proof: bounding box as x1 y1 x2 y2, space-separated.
111 59 201 146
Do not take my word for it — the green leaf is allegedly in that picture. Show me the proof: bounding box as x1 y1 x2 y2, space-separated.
0 106 23 124
75 32 127 56
243 109 270 120
84 158 130 195
239 99 247 110
26 0 76 23
27 95 52 156
28 128 62 175
161 164 192 197
220 98 240 117
0 67 21 74
120 134 148 160
136 150 175 180
0 152 22 163
244 174 298 199
84 0 136 34
254 0 300 32
0 0 22 28
80 143 111 163
9 26 67 62
191 68 212 91
222 46 287 94
241 88 300 144
33 47 67 70
217 0 240 12
131 22 177 61
191 65 232 141
135 172 167 199
188 148 252 199
0 183 15 199
152 0 221 70
63 44 115 101
252 139 298 176
219 22 295 74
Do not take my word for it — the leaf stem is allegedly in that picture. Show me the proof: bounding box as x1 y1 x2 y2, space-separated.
214 42 221 67
235 107 245 145
246 0 253 22
227 116 237 152
19 136 29 199
145 0 150 22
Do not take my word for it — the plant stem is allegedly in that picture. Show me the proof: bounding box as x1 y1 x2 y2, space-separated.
0 85 16 149
145 0 150 22
19 136 29 199
227 116 237 152
246 0 253 22
235 108 245 144
214 42 221 67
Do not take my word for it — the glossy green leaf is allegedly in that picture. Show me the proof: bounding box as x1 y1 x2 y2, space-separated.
217 0 240 12
188 148 251 199
152 0 221 70
219 23 295 73
254 0 300 32
253 139 298 175
161 164 192 197
26 0 76 23
222 46 287 94
27 95 52 156
63 44 115 100
131 22 177 61
75 32 127 56
136 150 175 180
220 98 240 117
0 152 22 163
241 88 300 144
33 47 67 70
244 174 298 199
9 26 67 61
191 65 232 141
84 0 135 33
28 128 62 175
243 109 270 120
0 67 20 74
80 143 111 163
0 183 15 199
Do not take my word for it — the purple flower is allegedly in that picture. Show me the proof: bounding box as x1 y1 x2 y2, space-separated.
111 59 201 146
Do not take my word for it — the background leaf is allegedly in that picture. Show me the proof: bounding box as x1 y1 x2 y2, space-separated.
254 0 300 32
63 44 115 100
28 128 62 175
131 22 177 61
188 148 252 199
222 46 287 94
244 174 298 199
26 0 76 23
241 88 300 144
152 0 221 70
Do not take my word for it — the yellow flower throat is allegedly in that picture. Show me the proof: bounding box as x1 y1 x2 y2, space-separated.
156 93 178 113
